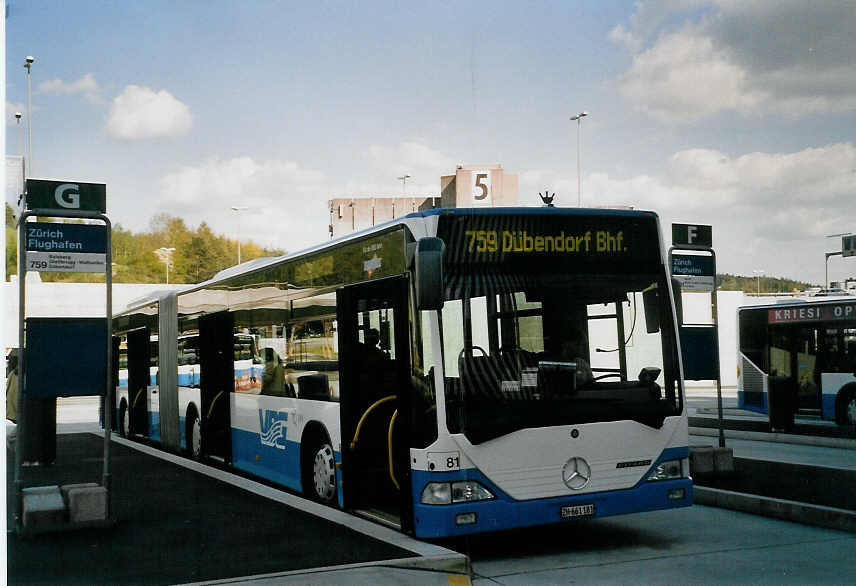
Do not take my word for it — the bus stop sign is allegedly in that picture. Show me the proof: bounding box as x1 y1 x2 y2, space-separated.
26 179 106 213
672 223 712 249
843 234 856 258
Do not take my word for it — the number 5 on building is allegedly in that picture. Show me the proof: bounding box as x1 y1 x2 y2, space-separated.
472 171 491 204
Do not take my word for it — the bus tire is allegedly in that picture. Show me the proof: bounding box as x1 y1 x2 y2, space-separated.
119 400 128 438
186 406 202 460
302 426 337 505
834 383 856 426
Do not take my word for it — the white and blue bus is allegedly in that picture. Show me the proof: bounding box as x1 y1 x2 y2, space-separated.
737 297 856 426
111 206 692 538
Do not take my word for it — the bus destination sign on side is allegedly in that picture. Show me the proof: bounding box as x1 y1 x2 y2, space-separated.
25 222 107 273
768 301 856 324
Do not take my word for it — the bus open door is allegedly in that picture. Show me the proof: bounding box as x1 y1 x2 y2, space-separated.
337 276 414 533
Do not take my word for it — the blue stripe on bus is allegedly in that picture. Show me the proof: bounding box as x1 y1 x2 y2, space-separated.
410 446 692 539
738 389 769 414
822 394 836 421
740 389 838 421
230 428 343 506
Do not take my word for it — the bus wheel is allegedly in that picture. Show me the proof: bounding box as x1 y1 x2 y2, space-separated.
119 400 128 438
310 443 337 504
187 409 202 460
836 383 856 426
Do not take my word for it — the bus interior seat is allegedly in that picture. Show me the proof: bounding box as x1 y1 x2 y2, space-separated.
459 354 509 399
297 373 329 401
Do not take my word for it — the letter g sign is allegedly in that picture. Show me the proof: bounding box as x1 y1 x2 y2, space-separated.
55 183 81 209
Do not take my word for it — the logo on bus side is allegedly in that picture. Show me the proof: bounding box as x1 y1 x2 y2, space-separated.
259 409 288 450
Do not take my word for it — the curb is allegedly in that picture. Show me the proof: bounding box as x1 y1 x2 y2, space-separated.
182 554 472 585
694 486 856 534
689 426 856 450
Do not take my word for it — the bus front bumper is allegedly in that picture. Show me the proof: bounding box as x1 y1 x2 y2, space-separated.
411 473 693 539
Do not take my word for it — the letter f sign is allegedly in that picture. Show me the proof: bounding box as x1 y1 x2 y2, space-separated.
687 225 697 244
55 183 80 209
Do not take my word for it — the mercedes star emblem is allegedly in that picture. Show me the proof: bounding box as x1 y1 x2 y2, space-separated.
562 457 591 490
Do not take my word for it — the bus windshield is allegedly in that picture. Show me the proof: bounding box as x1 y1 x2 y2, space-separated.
440 271 681 444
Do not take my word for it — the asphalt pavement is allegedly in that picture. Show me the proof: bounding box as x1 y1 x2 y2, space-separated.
5 392 855 585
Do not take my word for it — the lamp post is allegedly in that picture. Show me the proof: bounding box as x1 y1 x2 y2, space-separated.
752 269 764 295
231 206 248 264
569 111 588 207
24 56 34 177
397 174 411 196
825 232 852 289
155 247 176 284
15 112 23 161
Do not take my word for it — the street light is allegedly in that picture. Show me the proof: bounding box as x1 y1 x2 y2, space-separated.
397 174 411 196
570 111 588 207
752 269 764 295
231 206 248 264
825 232 853 289
155 247 176 284
14 112 23 159
24 56 34 177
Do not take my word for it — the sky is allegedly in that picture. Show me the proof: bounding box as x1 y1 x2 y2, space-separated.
4 1 856 286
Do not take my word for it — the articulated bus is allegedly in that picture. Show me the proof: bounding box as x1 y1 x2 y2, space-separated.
111 207 692 538
737 297 856 426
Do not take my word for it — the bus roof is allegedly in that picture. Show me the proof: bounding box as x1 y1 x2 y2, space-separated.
739 296 856 312
119 206 661 314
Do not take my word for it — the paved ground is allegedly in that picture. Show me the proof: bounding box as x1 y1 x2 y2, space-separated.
6 433 425 585
6 391 855 585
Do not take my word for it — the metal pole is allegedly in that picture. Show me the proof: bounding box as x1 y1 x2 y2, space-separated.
576 118 581 207
570 112 587 207
14 210 29 533
25 57 34 177
826 252 841 290
711 251 725 448
102 215 113 519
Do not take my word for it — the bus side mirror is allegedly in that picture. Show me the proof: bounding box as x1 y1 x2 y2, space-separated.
415 237 445 311
671 278 684 326
643 287 660 334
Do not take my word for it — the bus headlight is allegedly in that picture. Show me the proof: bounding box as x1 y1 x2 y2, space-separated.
421 481 494 504
451 481 494 503
421 482 452 504
647 459 684 481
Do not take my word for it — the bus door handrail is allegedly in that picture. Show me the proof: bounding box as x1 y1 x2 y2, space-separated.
349 394 396 450
388 409 400 491
206 390 225 420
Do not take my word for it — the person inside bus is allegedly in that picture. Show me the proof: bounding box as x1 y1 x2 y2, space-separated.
6 350 18 424
560 329 594 387
362 328 388 363
6 350 18 451
261 347 285 396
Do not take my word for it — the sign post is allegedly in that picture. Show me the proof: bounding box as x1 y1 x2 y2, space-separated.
15 179 113 534
671 223 726 448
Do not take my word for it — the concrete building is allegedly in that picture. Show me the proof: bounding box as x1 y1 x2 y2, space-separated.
328 164 520 239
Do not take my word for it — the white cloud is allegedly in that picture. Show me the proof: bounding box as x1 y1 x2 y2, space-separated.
39 73 103 104
158 156 327 253
612 2 856 121
363 141 457 196
617 30 767 123
520 143 856 284
153 141 458 254
107 85 192 140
